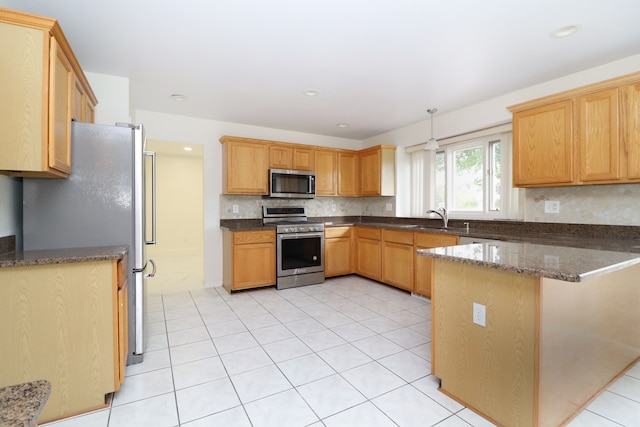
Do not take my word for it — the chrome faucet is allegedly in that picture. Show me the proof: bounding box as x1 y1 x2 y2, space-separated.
427 207 448 228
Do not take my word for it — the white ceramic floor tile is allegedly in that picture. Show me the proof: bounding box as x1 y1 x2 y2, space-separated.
372 384 452 427
244 389 319 427
409 342 431 361
167 326 210 347
165 315 204 333
351 335 404 360
172 356 227 390
213 331 259 354
298 328 347 352
456 408 499 427
169 340 217 366
382 327 428 349
567 410 622 427
313 310 353 328
277 353 335 386
180 406 251 427
163 306 200 321
341 361 406 399
230 364 292 403
323 401 396 427
220 346 273 375
284 317 326 336
125 348 170 376
331 322 376 342
250 324 295 345
238 312 279 329
378 350 431 382
411 376 465 413
113 367 174 406
271 307 310 323
146 321 167 336
145 310 165 324
297 374 366 419
199 308 238 324
433 415 480 427
145 333 169 352
384 310 426 326
607 374 640 402
175 378 240 424
205 319 247 338
317 343 372 372
587 390 640 426
358 315 404 334
41 409 109 427
262 337 313 362
108 392 178 427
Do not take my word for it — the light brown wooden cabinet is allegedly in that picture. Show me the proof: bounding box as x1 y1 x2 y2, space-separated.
414 232 459 298
381 229 414 291
0 258 127 423
222 229 276 292
268 144 315 171
324 226 353 277
220 137 270 194
360 145 396 196
315 149 338 196
509 72 640 187
354 227 382 281
338 151 359 196
0 9 97 178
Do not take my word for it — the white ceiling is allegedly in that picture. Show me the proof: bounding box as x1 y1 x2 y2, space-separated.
3 0 640 139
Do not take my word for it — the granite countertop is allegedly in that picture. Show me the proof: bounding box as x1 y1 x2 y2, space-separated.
0 380 51 427
417 241 640 282
0 246 128 269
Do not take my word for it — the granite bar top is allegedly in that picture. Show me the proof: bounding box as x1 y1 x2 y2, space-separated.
417 241 640 282
0 380 51 427
0 246 128 269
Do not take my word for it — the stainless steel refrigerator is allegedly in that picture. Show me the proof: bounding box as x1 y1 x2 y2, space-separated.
22 121 156 365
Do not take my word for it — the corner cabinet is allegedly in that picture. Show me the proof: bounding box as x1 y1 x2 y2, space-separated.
0 8 97 178
222 229 276 291
509 72 640 187
360 145 396 196
0 258 127 423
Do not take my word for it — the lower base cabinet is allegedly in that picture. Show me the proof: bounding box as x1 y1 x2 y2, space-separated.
324 227 353 277
0 258 127 423
355 227 382 281
223 229 276 292
414 232 459 298
382 230 414 291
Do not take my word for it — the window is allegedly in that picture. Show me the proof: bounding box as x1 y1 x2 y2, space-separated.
409 128 520 220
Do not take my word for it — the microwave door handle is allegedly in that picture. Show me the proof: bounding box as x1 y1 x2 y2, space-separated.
309 176 314 194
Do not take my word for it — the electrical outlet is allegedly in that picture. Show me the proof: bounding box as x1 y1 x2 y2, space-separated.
544 200 560 214
331 203 336 212
232 205 239 214
473 303 486 327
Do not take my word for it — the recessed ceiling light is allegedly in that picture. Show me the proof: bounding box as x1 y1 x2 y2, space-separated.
183 147 192 151
304 90 319 97
171 94 186 101
551 25 581 38
336 123 349 128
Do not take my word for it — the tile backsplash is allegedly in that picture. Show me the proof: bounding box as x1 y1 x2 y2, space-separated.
525 183 640 226
220 195 396 219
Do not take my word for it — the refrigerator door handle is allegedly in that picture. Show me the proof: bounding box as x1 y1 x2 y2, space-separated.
144 151 157 245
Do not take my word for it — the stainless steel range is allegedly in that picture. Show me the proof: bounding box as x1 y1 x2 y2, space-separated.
262 206 325 290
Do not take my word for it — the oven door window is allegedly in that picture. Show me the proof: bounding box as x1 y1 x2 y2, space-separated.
280 235 322 270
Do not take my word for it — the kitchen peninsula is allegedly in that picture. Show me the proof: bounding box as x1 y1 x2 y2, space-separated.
419 241 640 427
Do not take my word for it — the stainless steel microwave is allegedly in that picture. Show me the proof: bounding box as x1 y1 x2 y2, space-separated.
269 169 316 198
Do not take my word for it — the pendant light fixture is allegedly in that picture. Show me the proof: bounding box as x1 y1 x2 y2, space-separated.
424 108 439 150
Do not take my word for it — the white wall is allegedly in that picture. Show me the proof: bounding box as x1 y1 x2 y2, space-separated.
85 72 131 125
364 54 640 225
133 110 363 287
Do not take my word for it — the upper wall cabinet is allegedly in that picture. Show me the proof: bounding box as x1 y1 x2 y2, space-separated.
0 8 97 178
220 136 270 195
509 72 640 187
360 145 396 196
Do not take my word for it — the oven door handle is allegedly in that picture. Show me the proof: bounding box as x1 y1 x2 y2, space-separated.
278 232 324 239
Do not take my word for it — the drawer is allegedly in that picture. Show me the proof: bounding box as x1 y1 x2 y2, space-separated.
325 226 351 239
356 227 381 240
383 229 414 245
415 232 459 248
233 230 275 245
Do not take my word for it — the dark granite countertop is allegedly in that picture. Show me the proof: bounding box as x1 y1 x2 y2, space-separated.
0 246 128 269
417 241 640 282
0 380 51 427
220 217 640 254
